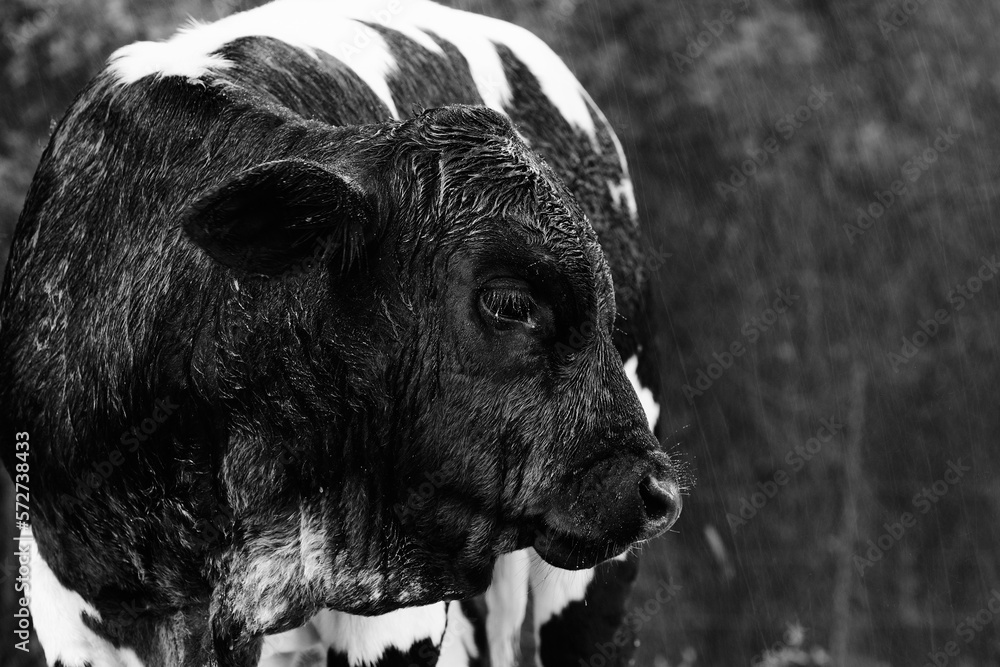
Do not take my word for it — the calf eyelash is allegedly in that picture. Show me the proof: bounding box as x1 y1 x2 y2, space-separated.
480 288 537 327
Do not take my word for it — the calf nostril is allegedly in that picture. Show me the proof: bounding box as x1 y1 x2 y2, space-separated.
639 475 682 528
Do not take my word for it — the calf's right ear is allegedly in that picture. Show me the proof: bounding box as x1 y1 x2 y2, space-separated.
181 159 374 276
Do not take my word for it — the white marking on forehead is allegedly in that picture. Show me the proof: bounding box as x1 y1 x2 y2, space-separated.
309 603 448 666
395 3 601 146
528 548 594 636
485 550 530 667
108 0 404 117
107 0 601 144
22 526 146 667
396 2 598 145
624 354 659 431
395 2 511 113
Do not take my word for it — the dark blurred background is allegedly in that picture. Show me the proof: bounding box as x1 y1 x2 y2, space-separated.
2 1 999 666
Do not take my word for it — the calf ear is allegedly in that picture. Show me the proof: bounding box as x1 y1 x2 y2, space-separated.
181 159 374 275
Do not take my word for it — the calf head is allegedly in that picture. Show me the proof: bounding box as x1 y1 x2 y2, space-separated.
181 106 685 631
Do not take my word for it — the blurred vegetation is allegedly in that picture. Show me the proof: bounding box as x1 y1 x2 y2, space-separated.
2 1 999 666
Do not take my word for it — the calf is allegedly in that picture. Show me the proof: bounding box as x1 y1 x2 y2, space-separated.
0 1 687 665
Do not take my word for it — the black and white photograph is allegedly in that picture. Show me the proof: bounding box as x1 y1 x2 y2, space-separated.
1 1 998 666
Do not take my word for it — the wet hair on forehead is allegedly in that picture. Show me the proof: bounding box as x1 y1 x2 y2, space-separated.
382 109 545 224
400 105 519 147
380 106 612 303
438 148 602 285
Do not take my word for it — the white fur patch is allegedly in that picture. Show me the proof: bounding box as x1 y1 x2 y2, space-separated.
297 514 329 585
607 176 638 222
437 602 479 667
21 525 146 667
260 600 476 667
624 354 659 431
527 549 594 657
109 0 402 117
485 550 531 667
106 0 600 143
259 620 326 667
409 2 598 145
309 603 447 666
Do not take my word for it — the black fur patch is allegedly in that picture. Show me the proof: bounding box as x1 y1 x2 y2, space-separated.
460 598 490 667
214 36 393 124
367 24 484 113
538 555 640 667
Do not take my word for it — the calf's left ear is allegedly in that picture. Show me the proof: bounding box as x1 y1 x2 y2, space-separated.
181 159 374 275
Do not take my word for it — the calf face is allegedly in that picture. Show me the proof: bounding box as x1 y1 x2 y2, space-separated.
181 105 682 611
381 109 684 571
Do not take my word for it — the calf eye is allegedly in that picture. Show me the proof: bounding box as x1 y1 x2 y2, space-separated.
479 284 538 330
